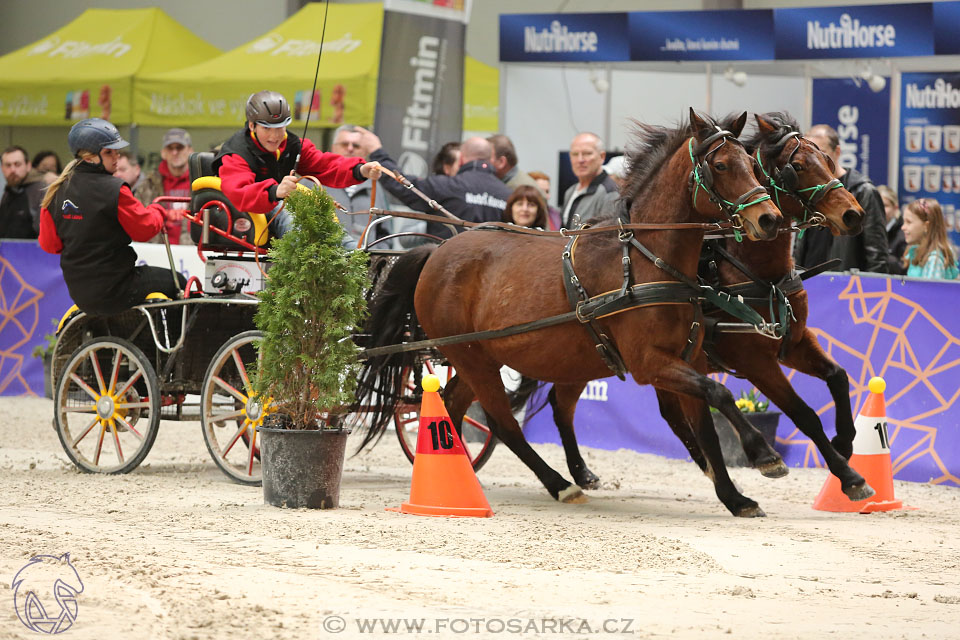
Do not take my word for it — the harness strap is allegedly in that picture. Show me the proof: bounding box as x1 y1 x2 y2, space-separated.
562 234 629 379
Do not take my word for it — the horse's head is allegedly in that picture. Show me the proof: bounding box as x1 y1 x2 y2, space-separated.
688 108 782 241
753 113 864 236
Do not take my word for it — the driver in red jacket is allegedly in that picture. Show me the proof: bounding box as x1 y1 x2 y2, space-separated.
213 90 382 239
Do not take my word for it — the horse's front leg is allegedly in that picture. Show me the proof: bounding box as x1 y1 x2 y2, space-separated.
780 329 856 459
660 387 765 517
651 356 788 477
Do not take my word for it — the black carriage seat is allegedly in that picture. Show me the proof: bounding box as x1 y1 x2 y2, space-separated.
188 151 271 250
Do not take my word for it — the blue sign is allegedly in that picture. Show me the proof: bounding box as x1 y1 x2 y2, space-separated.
933 1 960 55
899 72 960 234
499 13 630 62
775 3 933 59
627 9 774 61
811 78 890 186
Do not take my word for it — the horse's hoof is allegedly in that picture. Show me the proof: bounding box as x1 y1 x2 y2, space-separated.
756 459 789 478
558 486 588 504
576 474 601 490
843 481 876 502
734 505 767 518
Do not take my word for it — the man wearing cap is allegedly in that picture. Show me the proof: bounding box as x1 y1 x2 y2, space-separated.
141 128 194 244
213 90 382 239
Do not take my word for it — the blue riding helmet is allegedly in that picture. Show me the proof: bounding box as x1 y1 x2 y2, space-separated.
68 118 129 156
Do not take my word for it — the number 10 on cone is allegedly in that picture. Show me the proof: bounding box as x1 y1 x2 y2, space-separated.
417 416 467 456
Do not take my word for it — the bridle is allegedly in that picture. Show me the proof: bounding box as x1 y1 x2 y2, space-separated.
688 127 772 241
754 131 843 230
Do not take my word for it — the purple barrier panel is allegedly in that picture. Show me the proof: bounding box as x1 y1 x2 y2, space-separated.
523 273 960 487
0 241 72 397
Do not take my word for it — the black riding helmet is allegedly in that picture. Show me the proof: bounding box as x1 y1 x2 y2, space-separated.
68 118 129 156
246 90 292 128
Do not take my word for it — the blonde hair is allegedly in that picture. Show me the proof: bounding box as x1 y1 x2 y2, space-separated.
877 184 898 210
40 151 97 210
902 198 956 269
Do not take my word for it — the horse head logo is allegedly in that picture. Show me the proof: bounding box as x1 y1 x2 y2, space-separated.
12 553 84 634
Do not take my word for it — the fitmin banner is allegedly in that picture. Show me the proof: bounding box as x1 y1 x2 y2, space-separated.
811 77 890 186
374 7 465 177
774 3 933 59
627 9 773 61
498 13 631 63
899 72 960 233
522 274 960 487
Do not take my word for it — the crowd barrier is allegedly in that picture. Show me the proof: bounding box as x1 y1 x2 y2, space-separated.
3 240 958 486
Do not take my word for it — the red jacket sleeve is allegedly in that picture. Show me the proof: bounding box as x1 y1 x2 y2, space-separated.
38 208 63 254
117 185 165 241
218 154 277 213
297 138 365 188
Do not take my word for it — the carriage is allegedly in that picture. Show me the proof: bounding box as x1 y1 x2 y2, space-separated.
48 151 497 486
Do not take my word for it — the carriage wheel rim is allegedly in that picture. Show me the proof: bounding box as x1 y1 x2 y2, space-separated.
56 340 158 474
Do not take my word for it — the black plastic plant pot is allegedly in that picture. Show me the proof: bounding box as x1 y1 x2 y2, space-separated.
259 427 350 509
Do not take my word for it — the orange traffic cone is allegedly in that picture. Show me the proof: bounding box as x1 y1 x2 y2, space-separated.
396 375 493 518
813 376 905 513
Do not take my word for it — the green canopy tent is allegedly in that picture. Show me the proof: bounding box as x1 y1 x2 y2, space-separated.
134 3 384 131
0 8 219 126
134 3 383 127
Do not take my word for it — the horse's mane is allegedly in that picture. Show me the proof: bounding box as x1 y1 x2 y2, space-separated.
620 112 744 207
741 111 801 158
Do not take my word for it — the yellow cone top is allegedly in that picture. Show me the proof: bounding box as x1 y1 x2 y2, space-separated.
422 374 441 393
868 376 886 394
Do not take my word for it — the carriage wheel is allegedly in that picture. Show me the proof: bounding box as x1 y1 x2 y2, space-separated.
394 362 497 471
200 331 272 485
54 338 161 474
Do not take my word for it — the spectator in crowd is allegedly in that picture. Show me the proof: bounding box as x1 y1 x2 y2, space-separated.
213 90 381 241
878 184 906 275
113 150 150 200
488 134 540 193
143 128 195 244
528 170 562 230
31 150 62 186
357 128 510 239
603 155 628 191
322 124 390 248
432 142 461 177
1 145 44 239
562 132 618 227
793 124 888 273
900 198 959 280
502 185 548 229
38 118 185 315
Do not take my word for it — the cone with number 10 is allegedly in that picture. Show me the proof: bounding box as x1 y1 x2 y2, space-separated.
813 376 905 513
398 375 493 517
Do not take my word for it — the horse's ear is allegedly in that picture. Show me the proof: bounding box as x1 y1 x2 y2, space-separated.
689 107 709 138
731 111 748 137
754 113 776 136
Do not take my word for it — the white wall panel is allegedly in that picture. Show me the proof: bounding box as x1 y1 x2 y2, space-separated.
711 74 807 129
608 70 709 150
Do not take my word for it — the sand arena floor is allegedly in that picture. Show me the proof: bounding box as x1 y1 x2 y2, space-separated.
2 396 960 639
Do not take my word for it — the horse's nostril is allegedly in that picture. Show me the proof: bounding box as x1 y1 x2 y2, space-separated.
842 209 862 229
758 213 779 234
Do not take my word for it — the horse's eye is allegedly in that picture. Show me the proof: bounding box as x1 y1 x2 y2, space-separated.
791 162 803 172
713 162 727 171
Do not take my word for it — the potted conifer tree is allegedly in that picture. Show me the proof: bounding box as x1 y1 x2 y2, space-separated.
253 186 368 509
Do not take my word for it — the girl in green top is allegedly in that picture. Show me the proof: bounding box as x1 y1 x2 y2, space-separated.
901 198 959 280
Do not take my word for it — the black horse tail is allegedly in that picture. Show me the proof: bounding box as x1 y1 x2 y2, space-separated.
351 245 436 452
508 376 550 418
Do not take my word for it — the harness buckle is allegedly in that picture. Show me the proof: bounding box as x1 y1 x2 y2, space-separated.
687 321 701 344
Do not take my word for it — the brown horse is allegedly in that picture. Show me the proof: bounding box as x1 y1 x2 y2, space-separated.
540 112 875 515
356 110 783 516
654 113 874 500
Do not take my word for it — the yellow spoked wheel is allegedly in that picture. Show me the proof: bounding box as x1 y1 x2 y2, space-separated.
54 338 160 474
200 331 273 485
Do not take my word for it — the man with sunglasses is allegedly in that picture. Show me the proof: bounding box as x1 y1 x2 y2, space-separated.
793 124 888 273
213 90 382 238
